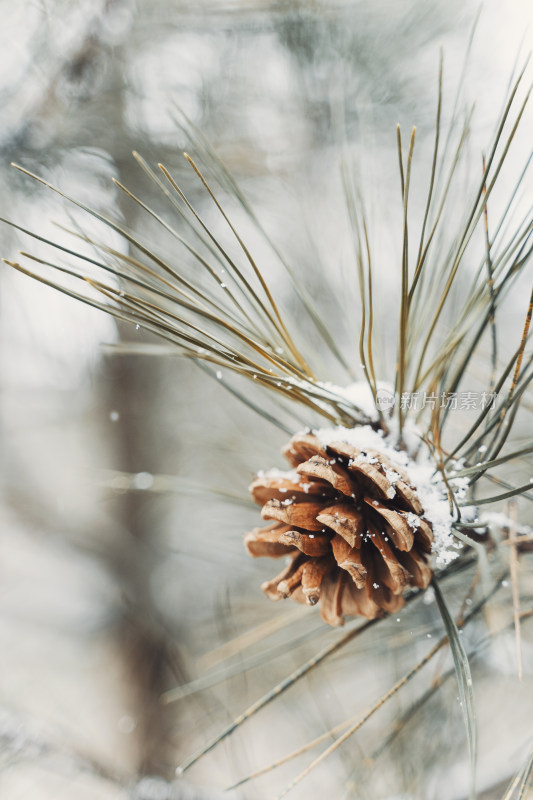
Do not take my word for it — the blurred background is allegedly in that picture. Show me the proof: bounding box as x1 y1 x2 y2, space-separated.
0 1 532 798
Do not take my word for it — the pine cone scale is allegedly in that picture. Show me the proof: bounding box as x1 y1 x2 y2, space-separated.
278 529 331 557
316 503 365 547
261 499 328 530
296 455 356 497
301 555 336 605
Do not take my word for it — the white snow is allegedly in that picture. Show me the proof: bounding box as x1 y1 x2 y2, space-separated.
312 420 462 567
384 468 401 485
256 467 314 494
283 379 394 421
257 467 300 482
480 511 533 536
316 380 391 421
133 471 154 490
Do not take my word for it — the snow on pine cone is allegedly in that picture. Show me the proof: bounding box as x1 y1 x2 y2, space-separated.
244 432 434 626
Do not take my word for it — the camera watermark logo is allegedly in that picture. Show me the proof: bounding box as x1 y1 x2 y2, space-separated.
376 388 395 411
375 390 498 411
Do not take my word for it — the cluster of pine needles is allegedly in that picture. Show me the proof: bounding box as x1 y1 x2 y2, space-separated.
2 51 533 798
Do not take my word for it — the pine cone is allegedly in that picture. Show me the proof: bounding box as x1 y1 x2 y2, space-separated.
245 432 434 626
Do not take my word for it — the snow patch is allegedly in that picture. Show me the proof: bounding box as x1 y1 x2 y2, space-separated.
257 467 300 482
315 380 394 421
313 421 461 567
480 511 532 536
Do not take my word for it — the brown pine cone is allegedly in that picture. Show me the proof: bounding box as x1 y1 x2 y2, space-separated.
245 432 434 625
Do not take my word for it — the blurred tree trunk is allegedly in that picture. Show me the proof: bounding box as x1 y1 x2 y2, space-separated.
100 51 183 778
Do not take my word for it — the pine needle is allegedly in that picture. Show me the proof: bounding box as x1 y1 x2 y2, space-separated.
482 154 498 395
183 153 314 377
273 575 502 800
273 636 446 799
432 578 477 800
174 618 378 775
502 746 533 800
197 607 310 672
396 125 416 437
507 501 523 681
169 109 356 378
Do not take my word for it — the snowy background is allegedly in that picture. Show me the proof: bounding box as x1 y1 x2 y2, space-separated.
0 1 532 798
